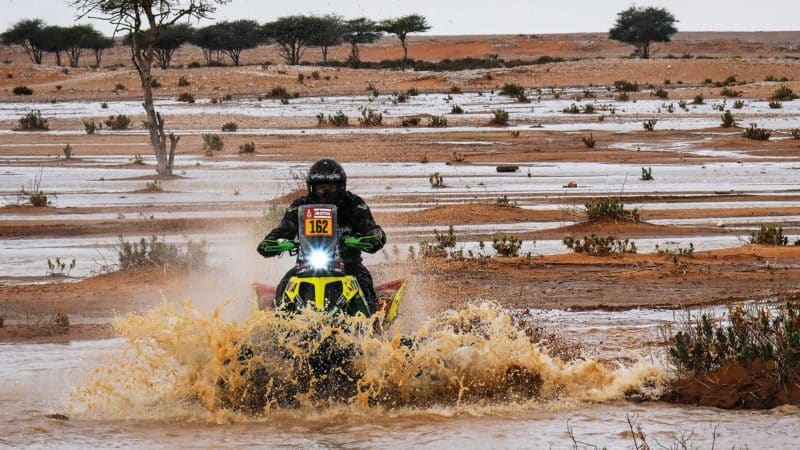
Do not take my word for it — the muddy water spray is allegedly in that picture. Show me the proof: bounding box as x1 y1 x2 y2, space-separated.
73 302 670 421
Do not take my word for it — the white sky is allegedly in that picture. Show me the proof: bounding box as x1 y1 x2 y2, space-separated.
1 0 798 35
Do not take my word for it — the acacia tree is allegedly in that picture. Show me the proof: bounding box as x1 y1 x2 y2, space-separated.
379 14 430 69
1 19 48 64
609 6 678 59
41 26 67 66
343 17 381 68
213 20 263 66
64 25 102 67
191 24 223 64
85 33 114 67
71 0 226 176
306 15 343 65
265 15 317 65
127 23 194 68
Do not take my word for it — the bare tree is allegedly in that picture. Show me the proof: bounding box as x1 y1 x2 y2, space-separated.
71 0 226 175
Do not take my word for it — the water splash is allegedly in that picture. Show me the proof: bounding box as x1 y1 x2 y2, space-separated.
73 301 670 422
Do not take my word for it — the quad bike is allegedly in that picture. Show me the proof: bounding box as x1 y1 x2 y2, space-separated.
252 203 406 332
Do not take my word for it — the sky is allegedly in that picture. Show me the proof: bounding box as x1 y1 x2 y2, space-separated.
1 0 798 35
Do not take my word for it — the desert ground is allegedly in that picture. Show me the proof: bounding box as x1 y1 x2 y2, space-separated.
2 32 800 447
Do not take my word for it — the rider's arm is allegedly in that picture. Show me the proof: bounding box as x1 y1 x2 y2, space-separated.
257 203 300 257
349 197 386 254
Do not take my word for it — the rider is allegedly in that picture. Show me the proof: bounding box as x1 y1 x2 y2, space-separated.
256 159 387 312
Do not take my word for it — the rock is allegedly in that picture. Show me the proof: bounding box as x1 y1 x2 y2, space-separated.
716 221 725 227
564 181 578 188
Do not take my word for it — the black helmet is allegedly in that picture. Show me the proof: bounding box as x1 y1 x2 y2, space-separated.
307 158 346 203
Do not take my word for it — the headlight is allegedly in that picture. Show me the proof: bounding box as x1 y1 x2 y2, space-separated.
308 250 331 269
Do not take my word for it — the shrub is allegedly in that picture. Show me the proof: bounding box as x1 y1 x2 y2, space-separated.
450 85 462 93
490 109 509 125
720 110 735 128
62 143 72 159
771 85 798 101
655 242 695 258
114 83 126 91
492 235 522 257
692 94 704 104
401 117 421 127
239 142 256 154
328 111 349 127
429 116 448 127
500 83 525 96
750 225 788 246
222 94 233 101
582 103 595 114
269 86 288 98
406 87 419 96
613 80 639 92
132 154 145 165
765 74 776 82
221 122 238 132
581 134 596 148
733 100 745 109
101 102 109 109
117 236 207 271
495 195 516 207
584 197 640 222
12 86 33 95
311 71 320 80
29 190 48 207
720 87 741 97
176 92 195 103
105 115 131 130
56 85 62 90
562 103 580 114
150 79 161 89
615 92 630 101
667 300 800 388
742 124 771 140
144 180 163 191
18 111 49 131
640 167 653 180
178 76 190 87
83 120 97 135
394 92 408 103
46 257 77 278
562 234 637 256
419 225 457 258
643 119 657 131
429 172 444 188
450 105 464 114
297 73 305 84
652 87 668 99
280 97 290 105
202 133 224 151
768 100 782 109
358 108 383 126
792 129 800 140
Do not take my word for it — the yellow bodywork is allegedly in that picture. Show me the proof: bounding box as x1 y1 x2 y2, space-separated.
282 275 363 311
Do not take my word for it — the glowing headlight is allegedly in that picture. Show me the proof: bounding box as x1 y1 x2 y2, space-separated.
308 251 331 269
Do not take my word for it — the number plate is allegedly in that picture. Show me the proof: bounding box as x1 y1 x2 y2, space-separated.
303 207 334 237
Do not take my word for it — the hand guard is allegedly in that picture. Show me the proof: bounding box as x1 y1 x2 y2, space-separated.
343 235 381 252
257 239 295 257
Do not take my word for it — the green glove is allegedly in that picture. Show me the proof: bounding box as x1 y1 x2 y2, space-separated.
257 239 296 257
343 235 380 252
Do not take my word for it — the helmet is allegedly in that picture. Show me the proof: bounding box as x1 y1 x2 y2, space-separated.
307 158 346 203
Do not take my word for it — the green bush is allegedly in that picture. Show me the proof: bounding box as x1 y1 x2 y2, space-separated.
692 94 704 105
750 225 788 246
429 172 444 188
667 299 800 382
18 110 49 131
176 92 195 103
178 76 191 87
500 83 525 96
450 105 464 114
117 236 207 271
640 167 653 180
792 129 800 140
358 108 383 126
615 92 630 101
221 122 238 132
83 120 97 135
105 115 131 130
742 124 771 140
720 110 735 128
720 87 741 97
239 142 255 154
328 111 349 127
62 143 72 159
770 85 798 101
562 103 580 114
643 119 657 131
613 80 639 92
419 225 457 258
653 87 668 99
490 109 509 125
581 134 596 148
492 235 522 257
562 234 637 256
269 86 288 98
584 197 640 222
13 86 33 95
768 100 782 109
202 133 224 152
733 100 745 109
